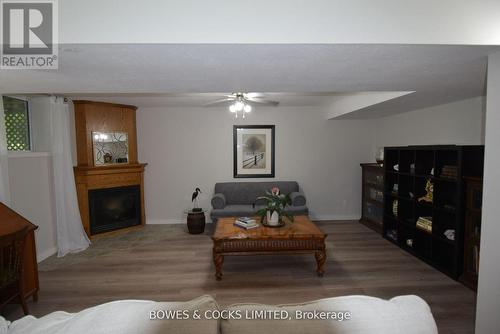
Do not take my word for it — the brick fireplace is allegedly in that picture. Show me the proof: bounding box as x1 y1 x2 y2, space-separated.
73 100 146 238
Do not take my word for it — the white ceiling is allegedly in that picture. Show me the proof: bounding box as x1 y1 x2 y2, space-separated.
58 1 500 45
1 44 498 117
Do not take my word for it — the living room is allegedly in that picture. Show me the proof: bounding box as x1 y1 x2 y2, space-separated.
1 1 500 334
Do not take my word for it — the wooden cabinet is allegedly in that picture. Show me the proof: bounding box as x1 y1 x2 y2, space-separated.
461 176 482 290
360 163 384 234
0 203 39 303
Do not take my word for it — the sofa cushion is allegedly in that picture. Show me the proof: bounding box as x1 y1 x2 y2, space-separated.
253 197 267 206
0 317 9 334
220 295 437 334
210 205 309 219
290 192 306 206
6 295 219 334
214 182 299 205
285 205 309 216
211 205 256 218
211 193 226 209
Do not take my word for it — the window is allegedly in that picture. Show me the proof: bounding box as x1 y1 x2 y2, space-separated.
2 96 31 151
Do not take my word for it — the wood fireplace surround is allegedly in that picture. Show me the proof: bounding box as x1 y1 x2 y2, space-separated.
73 100 146 238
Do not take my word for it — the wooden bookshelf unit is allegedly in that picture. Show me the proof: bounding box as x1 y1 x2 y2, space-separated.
360 163 384 234
383 145 484 279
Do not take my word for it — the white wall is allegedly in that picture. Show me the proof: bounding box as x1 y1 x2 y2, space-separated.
6 96 58 262
475 52 500 334
137 106 375 223
8 153 57 262
374 96 485 150
326 91 414 119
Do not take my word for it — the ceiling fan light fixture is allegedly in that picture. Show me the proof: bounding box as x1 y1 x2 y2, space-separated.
244 104 252 113
234 101 244 111
206 92 278 119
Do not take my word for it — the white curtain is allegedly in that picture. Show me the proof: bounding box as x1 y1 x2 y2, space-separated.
0 95 11 205
50 97 90 257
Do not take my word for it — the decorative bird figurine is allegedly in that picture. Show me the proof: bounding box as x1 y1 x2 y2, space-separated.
191 187 202 212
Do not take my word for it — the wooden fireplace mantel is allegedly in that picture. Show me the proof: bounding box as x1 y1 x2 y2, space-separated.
74 163 147 175
73 100 146 238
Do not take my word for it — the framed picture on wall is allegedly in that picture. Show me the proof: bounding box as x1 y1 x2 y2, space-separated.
233 125 275 178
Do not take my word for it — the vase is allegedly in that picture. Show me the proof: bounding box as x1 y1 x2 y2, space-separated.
266 210 280 226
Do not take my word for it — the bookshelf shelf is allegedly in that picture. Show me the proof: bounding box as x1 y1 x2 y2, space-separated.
382 145 484 280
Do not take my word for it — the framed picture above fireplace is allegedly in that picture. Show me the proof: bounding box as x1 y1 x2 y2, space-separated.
233 125 275 178
92 131 129 166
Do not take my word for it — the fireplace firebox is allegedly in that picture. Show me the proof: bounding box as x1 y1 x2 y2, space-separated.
88 185 141 235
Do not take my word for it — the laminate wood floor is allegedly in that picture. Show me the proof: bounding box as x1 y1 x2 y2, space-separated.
4 221 476 333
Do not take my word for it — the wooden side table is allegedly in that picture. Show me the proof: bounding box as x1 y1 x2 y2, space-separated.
186 210 206 234
0 203 40 306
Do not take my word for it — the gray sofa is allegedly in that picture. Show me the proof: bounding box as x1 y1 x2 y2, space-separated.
210 181 308 222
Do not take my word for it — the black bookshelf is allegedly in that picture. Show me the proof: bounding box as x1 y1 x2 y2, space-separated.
383 145 484 279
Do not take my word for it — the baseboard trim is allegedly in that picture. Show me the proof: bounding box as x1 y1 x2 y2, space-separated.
311 215 360 221
147 215 359 225
147 219 184 225
37 246 58 263
147 219 216 225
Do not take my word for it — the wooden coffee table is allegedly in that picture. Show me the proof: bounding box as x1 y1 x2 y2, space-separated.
211 215 327 280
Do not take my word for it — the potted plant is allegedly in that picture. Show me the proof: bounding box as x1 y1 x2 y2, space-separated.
256 187 294 226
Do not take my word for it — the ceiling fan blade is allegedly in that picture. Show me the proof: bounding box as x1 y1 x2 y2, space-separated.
246 97 280 106
203 98 235 107
245 92 265 98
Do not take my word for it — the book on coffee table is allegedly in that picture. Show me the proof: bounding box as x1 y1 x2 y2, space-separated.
234 217 259 229
236 217 255 223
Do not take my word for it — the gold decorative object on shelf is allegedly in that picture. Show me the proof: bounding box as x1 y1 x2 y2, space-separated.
418 179 433 203
416 216 433 233
392 199 398 217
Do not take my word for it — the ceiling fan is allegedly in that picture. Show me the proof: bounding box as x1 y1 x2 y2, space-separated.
204 92 279 118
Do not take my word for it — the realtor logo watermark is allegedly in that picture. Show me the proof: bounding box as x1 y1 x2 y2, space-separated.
1 0 58 69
